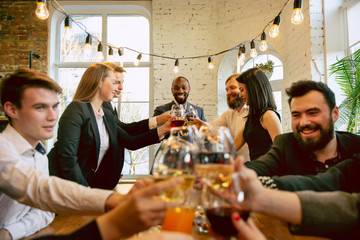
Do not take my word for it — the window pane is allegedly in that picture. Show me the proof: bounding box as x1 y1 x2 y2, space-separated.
347 2 360 47
60 15 102 62
120 67 149 102
58 68 86 113
120 102 149 123
123 147 150 174
241 54 283 81
108 15 150 62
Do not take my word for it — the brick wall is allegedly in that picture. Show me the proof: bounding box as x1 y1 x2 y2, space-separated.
0 0 48 79
152 0 325 131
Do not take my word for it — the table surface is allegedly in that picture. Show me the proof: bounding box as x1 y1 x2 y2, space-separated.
23 212 329 240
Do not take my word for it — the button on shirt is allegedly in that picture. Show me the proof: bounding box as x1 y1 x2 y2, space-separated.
0 125 54 240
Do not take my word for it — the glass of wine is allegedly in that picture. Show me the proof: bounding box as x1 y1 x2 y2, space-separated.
171 104 185 127
185 105 200 128
152 137 199 234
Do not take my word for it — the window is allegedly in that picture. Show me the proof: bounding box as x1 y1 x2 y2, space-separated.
345 0 360 54
50 4 152 177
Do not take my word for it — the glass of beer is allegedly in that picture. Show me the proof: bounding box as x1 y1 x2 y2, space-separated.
152 137 199 234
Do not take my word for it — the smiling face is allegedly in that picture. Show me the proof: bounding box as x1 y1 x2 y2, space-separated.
171 77 190 104
5 87 59 147
98 71 116 102
226 77 243 109
113 72 124 98
238 82 248 105
290 90 339 151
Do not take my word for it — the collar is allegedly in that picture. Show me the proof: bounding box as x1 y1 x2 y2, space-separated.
91 103 105 118
3 124 46 155
172 98 189 110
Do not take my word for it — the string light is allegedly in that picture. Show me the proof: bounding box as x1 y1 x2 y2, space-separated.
35 0 49 20
208 57 214 70
250 40 257 58
236 47 241 73
259 32 268 51
118 48 124 67
173 59 179 73
269 14 281 38
84 34 92 54
239 46 246 64
291 0 304 25
108 47 114 61
63 16 73 42
134 53 142 66
50 0 297 70
96 43 104 62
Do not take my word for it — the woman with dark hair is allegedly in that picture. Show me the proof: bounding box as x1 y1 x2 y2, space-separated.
234 68 282 160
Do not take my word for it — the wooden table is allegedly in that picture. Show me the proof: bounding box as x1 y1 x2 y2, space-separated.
24 212 329 240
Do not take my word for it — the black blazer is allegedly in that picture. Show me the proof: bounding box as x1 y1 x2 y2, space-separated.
153 101 206 121
48 101 160 190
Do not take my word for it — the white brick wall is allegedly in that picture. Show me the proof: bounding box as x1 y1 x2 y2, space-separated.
152 0 325 131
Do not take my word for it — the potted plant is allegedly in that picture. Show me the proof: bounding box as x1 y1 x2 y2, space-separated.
329 48 360 134
255 60 274 79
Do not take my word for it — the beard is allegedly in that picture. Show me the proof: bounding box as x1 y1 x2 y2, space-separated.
294 116 335 152
227 93 243 109
174 92 189 104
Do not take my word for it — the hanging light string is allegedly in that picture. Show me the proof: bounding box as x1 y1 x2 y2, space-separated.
47 0 298 62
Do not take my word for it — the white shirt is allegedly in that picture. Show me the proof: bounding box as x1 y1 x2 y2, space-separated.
91 104 110 171
0 125 54 239
0 125 114 230
210 106 250 162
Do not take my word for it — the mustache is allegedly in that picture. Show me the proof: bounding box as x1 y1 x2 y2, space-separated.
297 124 320 132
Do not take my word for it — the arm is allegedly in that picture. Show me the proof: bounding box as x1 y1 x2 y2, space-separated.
234 128 246 150
153 106 164 117
4 208 54 239
53 103 89 186
0 144 117 214
260 110 282 142
290 191 360 239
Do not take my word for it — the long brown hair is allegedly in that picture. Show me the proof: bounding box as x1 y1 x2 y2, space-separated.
73 63 113 102
236 68 277 122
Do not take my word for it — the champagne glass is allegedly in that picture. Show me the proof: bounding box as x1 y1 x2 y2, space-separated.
185 105 200 128
202 172 249 239
171 104 185 127
152 137 199 234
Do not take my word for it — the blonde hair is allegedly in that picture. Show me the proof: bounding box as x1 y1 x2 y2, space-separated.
73 63 113 102
103 62 126 73
225 73 241 84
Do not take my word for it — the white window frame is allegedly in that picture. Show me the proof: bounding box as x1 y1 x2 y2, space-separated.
48 2 154 180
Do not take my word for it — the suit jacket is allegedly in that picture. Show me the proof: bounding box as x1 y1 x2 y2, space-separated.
245 131 360 177
48 101 160 190
153 101 206 121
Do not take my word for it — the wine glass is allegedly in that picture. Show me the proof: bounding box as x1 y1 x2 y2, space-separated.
171 104 185 127
201 172 248 239
152 137 199 234
185 105 200 128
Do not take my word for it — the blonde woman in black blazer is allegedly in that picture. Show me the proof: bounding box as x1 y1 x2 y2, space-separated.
48 63 171 190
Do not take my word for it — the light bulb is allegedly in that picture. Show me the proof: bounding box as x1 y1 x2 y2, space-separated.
35 0 49 20
119 57 124 67
63 28 73 43
84 44 92 54
259 40 268 51
291 9 304 25
239 53 245 62
118 48 124 67
173 59 179 73
269 15 281 38
269 24 280 38
208 57 214 70
134 54 142 66
108 55 114 62
96 52 104 62
250 48 257 58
